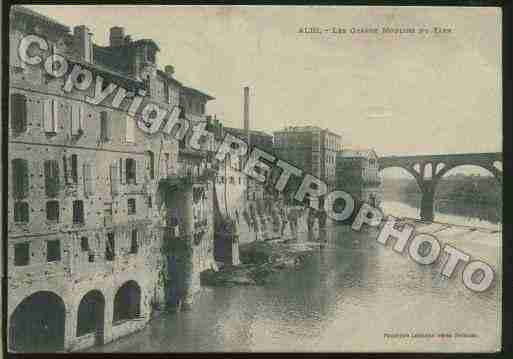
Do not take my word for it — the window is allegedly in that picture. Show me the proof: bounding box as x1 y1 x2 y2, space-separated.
14 242 30 266
80 237 89 251
44 160 60 197
11 93 27 134
130 229 138 254
147 195 152 209
71 155 78 183
164 153 170 175
47 240 61 262
71 103 84 136
104 203 113 226
128 198 136 215
14 202 29 223
100 111 111 141
73 200 84 224
126 115 135 142
43 98 59 133
83 161 95 196
46 200 59 221
146 151 155 179
12 158 29 199
105 232 115 261
126 158 136 184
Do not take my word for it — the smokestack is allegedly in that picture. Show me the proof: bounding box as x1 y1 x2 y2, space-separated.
243 86 250 148
74 25 93 62
109 26 125 47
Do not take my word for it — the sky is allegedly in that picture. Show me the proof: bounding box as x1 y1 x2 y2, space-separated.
25 5 502 176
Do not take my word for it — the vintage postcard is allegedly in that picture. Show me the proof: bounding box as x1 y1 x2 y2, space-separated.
6 4 502 353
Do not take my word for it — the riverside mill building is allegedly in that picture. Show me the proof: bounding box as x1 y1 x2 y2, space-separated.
7 6 240 352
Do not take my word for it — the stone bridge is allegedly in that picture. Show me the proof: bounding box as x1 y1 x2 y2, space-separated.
379 153 502 222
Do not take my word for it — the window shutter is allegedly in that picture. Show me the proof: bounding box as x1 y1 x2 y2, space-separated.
120 158 126 185
10 36 21 68
84 162 96 196
71 104 80 135
71 155 78 183
134 160 139 184
12 159 29 199
126 115 135 142
63 156 69 184
43 99 53 132
106 115 112 141
45 160 60 197
52 99 59 133
78 105 84 132
110 163 120 196
11 94 27 133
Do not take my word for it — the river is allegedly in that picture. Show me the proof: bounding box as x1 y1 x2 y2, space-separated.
88 199 501 352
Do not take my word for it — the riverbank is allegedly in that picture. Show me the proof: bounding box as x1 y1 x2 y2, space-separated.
201 239 323 286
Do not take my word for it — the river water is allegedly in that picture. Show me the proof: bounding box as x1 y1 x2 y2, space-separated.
89 200 502 352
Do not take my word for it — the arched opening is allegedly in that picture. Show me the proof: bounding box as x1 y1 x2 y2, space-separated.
9 291 65 352
77 290 105 345
434 165 502 225
379 167 422 219
113 281 141 324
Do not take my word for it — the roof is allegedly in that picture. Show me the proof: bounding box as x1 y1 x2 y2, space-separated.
131 39 160 51
224 127 272 138
156 69 182 87
274 126 341 138
337 149 379 159
11 5 70 33
182 86 215 101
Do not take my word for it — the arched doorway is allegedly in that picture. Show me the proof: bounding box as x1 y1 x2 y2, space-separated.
113 281 141 323
77 290 105 345
9 291 65 352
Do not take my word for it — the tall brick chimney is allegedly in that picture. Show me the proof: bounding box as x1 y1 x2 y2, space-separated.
74 25 93 62
109 26 125 47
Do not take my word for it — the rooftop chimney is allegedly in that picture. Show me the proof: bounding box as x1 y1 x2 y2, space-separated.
74 25 93 62
165 65 175 76
109 26 125 47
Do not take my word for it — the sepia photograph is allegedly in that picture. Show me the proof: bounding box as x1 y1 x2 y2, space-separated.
5 3 503 353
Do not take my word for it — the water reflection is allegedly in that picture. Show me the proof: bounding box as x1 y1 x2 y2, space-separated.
87 202 500 352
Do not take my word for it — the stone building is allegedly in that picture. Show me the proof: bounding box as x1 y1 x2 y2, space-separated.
273 126 341 192
335 149 383 208
7 6 218 352
224 126 273 201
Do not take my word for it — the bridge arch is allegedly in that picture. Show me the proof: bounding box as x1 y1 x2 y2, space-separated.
379 153 502 221
9 291 66 352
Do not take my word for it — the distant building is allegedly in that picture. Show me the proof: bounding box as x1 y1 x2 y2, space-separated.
336 149 383 208
224 127 273 150
273 126 341 191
